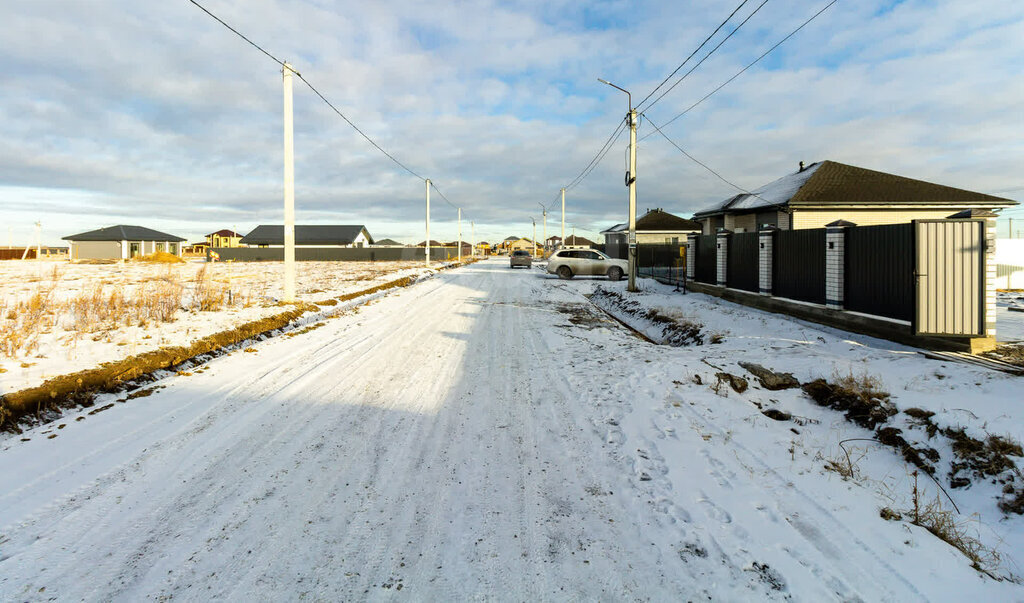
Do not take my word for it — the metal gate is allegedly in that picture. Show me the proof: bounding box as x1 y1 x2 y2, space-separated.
773 229 826 304
694 235 717 283
914 220 985 336
845 223 914 321
727 232 759 292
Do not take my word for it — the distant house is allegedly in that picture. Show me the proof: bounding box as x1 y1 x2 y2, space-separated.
444 241 473 254
416 240 446 247
545 235 562 250
62 225 186 260
206 229 243 248
499 236 521 252
507 238 537 253
185 241 210 254
562 235 597 248
241 225 374 248
601 209 700 258
373 238 405 247
692 160 1017 234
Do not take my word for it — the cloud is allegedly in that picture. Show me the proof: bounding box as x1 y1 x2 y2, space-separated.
0 0 1021 245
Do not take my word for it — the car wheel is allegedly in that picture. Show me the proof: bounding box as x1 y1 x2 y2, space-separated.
557 265 573 280
607 266 623 281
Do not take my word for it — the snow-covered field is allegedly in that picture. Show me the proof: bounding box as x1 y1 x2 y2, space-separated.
0 260 431 395
998 290 1024 342
0 258 1021 599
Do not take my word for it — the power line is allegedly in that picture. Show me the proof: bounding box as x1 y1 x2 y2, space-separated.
640 0 769 114
644 114 782 210
565 112 626 188
636 0 752 112
188 0 438 188
641 0 839 140
188 0 285 67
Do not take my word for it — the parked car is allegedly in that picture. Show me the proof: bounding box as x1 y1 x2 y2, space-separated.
509 249 533 269
546 249 627 280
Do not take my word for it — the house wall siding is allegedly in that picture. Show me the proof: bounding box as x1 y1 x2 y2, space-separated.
71 241 121 260
792 209 955 229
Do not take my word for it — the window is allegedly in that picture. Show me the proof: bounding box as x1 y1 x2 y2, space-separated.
581 251 601 260
168 243 178 255
156 242 165 252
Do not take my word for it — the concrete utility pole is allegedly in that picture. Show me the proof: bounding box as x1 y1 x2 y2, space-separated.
471 221 475 257
560 187 565 250
598 77 638 292
425 179 431 267
532 218 537 256
538 203 547 255
458 207 462 263
282 62 297 302
626 107 638 292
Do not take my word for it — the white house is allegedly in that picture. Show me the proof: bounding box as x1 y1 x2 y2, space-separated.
62 225 186 260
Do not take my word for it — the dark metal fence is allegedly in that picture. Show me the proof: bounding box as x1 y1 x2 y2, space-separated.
694 235 717 283
636 244 687 284
845 223 914 321
726 232 759 292
208 247 457 262
773 229 826 304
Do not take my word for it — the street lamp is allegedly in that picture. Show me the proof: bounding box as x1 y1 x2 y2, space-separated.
531 217 537 257
598 77 638 292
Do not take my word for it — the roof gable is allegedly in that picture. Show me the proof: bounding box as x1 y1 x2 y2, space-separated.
240 225 373 246
62 225 186 242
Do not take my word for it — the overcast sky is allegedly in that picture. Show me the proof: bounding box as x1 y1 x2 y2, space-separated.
1 0 1022 246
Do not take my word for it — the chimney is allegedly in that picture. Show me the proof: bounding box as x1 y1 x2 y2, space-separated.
799 161 805 172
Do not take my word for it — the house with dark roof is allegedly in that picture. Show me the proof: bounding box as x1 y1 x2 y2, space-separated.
240 225 374 248
206 229 243 248
692 160 1017 234
601 208 701 251
62 225 186 260
373 238 405 247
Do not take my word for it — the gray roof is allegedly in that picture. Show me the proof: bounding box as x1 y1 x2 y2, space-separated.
373 238 404 246
694 160 1016 218
240 225 373 246
62 225 186 242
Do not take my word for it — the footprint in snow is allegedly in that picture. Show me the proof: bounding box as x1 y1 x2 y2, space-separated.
697 496 732 524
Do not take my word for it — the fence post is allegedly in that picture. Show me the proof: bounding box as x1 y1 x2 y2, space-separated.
686 233 699 280
825 220 855 310
758 225 777 296
716 229 731 287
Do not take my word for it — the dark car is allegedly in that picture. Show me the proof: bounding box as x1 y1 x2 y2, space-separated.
510 250 533 269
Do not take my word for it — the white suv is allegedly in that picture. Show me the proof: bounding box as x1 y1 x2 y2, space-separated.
546 249 628 281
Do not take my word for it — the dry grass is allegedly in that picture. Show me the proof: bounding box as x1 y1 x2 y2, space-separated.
132 251 185 264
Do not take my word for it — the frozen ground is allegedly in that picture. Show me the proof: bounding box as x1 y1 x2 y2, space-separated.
0 258 1021 600
998 290 1024 342
0 260 431 395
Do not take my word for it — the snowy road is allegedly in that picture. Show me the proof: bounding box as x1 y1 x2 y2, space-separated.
0 259 1016 600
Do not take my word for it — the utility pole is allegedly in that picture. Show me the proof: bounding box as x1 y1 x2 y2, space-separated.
598 77 638 292
538 203 547 255
532 218 537 256
627 107 638 292
560 187 565 250
425 179 431 267
471 221 476 257
282 62 297 302
36 221 41 259
458 207 462 263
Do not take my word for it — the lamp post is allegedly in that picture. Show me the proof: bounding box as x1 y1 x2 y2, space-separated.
532 217 537 257
598 78 638 292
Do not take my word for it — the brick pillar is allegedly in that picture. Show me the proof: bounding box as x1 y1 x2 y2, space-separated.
758 226 776 295
716 229 731 287
824 220 855 310
686 233 699 279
